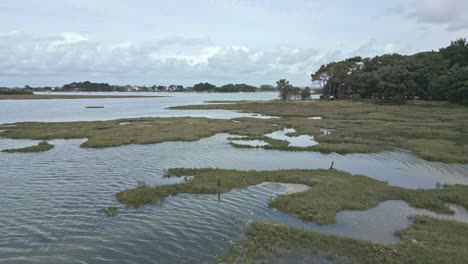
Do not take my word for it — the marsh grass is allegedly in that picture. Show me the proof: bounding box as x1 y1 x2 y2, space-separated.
218 217 468 264
1 101 467 162
2 141 54 153
0 117 279 149
116 168 468 225
172 101 468 163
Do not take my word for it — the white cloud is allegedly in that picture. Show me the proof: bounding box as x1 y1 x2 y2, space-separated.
0 31 330 86
388 0 468 31
0 31 425 87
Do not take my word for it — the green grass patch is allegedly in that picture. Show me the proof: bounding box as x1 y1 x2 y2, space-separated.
2 141 54 153
0 117 278 149
116 168 468 225
218 217 468 264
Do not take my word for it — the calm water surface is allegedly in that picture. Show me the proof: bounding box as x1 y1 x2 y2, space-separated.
1 93 467 263
0 92 281 123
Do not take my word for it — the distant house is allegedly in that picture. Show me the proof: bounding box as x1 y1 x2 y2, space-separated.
167 85 177 91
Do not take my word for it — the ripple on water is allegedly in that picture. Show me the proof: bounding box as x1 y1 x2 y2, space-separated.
1 135 468 263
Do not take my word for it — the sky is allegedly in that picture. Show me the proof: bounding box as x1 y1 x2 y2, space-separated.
1 0 468 87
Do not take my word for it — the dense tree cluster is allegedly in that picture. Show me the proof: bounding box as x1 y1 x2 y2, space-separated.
312 38 468 104
193 82 217 92
192 83 276 93
276 79 310 100
62 81 114 92
217 83 257 93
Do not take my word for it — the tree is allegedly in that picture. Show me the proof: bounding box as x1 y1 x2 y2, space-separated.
440 38 468 67
276 79 293 100
431 65 468 104
193 82 216 92
300 87 311 100
312 64 334 97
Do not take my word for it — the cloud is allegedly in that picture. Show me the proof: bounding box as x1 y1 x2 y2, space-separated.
0 31 410 87
387 0 468 31
0 31 330 86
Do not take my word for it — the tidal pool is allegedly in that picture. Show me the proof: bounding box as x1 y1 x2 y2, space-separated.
1 134 467 263
230 139 270 147
265 128 318 147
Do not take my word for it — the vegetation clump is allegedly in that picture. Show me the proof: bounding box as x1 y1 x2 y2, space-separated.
218 217 468 264
99 206 119 217
2 141 54 153
116 168 468 225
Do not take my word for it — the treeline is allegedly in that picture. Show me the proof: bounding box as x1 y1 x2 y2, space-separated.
312 38 468 104
56 82 277 93
0 88 33 95
62 81 115 92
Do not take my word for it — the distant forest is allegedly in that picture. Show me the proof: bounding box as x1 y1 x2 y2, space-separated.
312 38 468 104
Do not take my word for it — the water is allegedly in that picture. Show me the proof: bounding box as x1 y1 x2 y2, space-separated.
1 134 468 263
0 92 281 123
230 139 270 147
266 128 318 147
1 93 467 263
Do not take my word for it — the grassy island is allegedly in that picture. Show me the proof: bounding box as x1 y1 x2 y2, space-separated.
2 141 54 153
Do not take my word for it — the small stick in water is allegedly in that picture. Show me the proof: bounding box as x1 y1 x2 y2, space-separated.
217 178 221 200
329 161 334 170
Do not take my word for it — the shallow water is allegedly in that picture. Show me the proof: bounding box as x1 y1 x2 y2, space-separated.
266 128 318 147
1 134 467 263
230 139 270 147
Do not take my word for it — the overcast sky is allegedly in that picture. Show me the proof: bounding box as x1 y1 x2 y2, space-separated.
1 0 468 87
